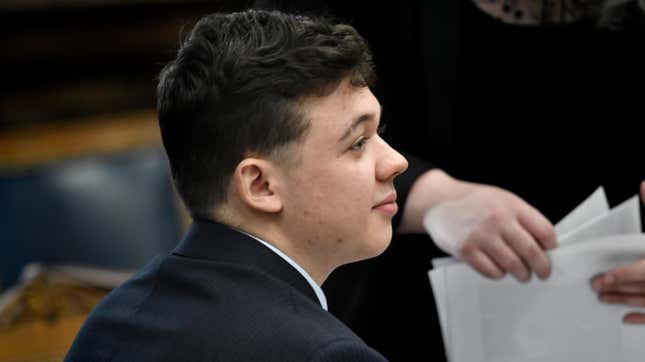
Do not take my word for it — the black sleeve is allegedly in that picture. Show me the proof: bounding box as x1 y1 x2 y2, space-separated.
392 153 433 231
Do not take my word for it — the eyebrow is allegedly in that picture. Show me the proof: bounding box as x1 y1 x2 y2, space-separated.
337 105 383 143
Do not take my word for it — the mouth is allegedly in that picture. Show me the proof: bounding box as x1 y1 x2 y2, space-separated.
373 192 398 216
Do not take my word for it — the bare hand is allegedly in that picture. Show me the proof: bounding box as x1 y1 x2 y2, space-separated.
591 259 645 324
589 180 645 324
424 186 556 282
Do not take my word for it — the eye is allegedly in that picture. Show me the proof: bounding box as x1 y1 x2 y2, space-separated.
350 136 369 152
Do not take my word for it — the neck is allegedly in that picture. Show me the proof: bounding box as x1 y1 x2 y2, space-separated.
214 209 334 285
240 223 333 285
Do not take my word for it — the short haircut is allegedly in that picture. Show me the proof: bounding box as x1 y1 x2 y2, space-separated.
157 9 375 218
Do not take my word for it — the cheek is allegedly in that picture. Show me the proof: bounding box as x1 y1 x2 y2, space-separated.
324 165 370 197
328 175 374 226
291 159 375 222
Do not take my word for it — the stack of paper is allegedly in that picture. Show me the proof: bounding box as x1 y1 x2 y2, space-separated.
429 187 645 362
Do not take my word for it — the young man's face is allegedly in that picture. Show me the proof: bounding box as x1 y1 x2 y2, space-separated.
277 78 408 269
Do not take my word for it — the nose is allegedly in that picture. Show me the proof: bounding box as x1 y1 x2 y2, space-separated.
375 136 408 182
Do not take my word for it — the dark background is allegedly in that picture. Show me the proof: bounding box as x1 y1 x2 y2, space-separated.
256 1 645 361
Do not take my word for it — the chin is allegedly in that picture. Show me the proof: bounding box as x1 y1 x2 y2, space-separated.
371 240 391 258
363 228 393 259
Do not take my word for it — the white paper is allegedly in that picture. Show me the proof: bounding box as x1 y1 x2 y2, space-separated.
442 235 645 362
558 196 641 245
429 267 450 360
554 186 609 238
429 187 645 362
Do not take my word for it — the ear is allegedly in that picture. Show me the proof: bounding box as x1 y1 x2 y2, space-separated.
232 158 283 214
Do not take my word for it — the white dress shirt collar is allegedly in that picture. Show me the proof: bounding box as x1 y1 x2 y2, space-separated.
238 230 328 311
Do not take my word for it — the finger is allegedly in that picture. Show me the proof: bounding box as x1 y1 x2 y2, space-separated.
591 273 605 291
602 260 645 287
517 203 557 250
460 243 505 279
480 238 530 282
502 222 551 280
624 312 645 324
599 292 645 308
597 281 645 294
641 180 645 205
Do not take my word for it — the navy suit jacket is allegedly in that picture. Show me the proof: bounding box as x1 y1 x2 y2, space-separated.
65 219 387 362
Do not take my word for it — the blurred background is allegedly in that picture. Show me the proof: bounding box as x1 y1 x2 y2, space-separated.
1 0 644 361
0 1 244 360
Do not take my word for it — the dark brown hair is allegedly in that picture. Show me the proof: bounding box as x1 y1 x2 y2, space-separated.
157 9 375 218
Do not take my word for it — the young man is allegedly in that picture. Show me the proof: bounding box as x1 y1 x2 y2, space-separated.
66 9 402 361
65 9 556 362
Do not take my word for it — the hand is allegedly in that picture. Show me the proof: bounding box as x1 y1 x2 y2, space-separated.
424 186 556 282
588 180 645 324
591 259 645 324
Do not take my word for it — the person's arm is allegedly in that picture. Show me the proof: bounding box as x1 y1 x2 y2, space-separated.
397 167 557 282
590 180 645 324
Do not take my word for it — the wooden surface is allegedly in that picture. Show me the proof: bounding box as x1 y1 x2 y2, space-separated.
0 315 88 362
0 110 161 170
0 271 109 362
